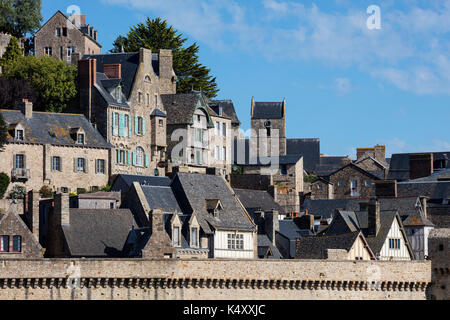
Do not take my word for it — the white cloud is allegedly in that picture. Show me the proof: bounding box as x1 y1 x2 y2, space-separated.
102 0 450 95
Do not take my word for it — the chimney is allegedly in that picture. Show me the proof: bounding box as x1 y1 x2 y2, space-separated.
142 209 177 259
251 96 255 118
375 180 397 198
409 153 434 180
419 196 428 219
103 64 121 79
18 99 33 118
150 209 164 236
374 145 386 164
367 198 381 237
254 210 265 235
158 49 173 79
139 47 152 65
78 58 97 121
294 214 315 232
27 190 40 242
341 157 352 166
265 210 279 245
71 52 80 67
70 14 86 26
54 192 70 226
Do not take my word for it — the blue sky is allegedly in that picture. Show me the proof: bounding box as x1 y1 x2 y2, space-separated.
43 0 450 158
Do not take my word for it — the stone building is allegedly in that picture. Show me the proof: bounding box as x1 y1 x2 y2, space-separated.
76 48 176 177
0 101 111 196
162 91 233 175
0 33 12 60
428 228 450 300
356 145 388 167
34 11 101 64
0 211 43 259
388 152 450 181
208 100 241 138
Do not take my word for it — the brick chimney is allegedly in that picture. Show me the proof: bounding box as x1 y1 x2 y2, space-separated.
142 209 176 259
103 64 121 79
265 210 279 246
17 99 33 118
367 198 381 237
409 153 434 180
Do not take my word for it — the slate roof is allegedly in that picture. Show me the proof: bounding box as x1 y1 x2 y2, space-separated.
252 102 284 119
141 186 182 214
286 139 321 172
315 156 348 176
77 192 121 201
171 173 256 234
403 209 434 227
408 169 450 182
94 72 129 108
111 174 171 193
0 109 111 149
302 197 422 221
327 163 382 181
278 220 314 240
234 189 285 215
150 109 167 118
62 209 137 257
296 232 361 259
208 100 240 125
397 181 450 200
323 209 413 256
258 235 282 259
161 93 213 126
388 152 450 181
83 52 157 100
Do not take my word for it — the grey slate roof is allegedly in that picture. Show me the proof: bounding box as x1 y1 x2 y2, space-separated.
94 72 129 108
278 220 314 240
150 109 167 118
208 100 240 125
141 186 181 214
397 181 450 200
403 209 434 227
388 152 450 181
161 93 213 126
171 173 256 234
111 174 171 193
296 232 361 259
0 109 112 149
408 169 450 182
234 189 285 215
62 209 137 257
303 197 422 221
83 52 158 100
327 163 382 181
252 102 284 119
258 235 282 259
286 139 321 172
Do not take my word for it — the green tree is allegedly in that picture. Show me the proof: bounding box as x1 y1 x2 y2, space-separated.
0 36 22 67
111 17 219 98
1 55 77 112
0 0 42 37
0 173 10 199
0 113 8 150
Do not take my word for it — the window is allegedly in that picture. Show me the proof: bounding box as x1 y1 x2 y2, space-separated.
138 92 143 104
114 86 123 102
317 183 323 190
77 133 85 144
135 147 144 167
389 239 401 250
155 95 158 108
144 76 151 83
15 129 24 141
62 27 68 37
15 154 25 169
44 47 52 56
350 180 358 197
222 123 227 137
12 236 21 253
365 180 372 187
124 115 129 137
52 156 61 171
195 128 204 143
56 28 61 37
113 113 119 136
173 226 180 246
96 159 106 174
280 164 287 176
67 46 75 62
215 122 220 136
338 180 343 187
191 228 198 247
60 46 64 60
0 236 9 252
116 150 127 165
137 117 144 135
195 150 203 165
76 158 86 173
266 127 271 137
227 234 244 250
159 119 164 127
222 147 227 162
146 93 150 107
215 146 220 160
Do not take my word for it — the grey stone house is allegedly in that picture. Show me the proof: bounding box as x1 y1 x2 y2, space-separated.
34 11 101 64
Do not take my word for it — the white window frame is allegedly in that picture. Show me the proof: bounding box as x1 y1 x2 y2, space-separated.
96 159 105 174
67 46 75 62
52 156 61 171
173 226 180 247
135 147 145 167
15 154 25 169
76 158 85 173
15 129 24 141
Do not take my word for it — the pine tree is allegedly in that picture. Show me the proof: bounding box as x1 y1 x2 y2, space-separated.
0 36 22 67
111 18 219 98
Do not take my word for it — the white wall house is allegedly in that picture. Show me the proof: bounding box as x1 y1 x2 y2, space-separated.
212 230 255 259
378 216 412 261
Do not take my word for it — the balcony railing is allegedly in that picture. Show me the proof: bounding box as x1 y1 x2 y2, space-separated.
11 168 30 180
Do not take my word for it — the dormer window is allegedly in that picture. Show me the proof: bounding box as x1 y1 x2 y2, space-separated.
15 129 24 141
191 227 198 247
77 133 85 144
173 226 180 247
145 76 151 83
206 199 223 218
114 86 123 102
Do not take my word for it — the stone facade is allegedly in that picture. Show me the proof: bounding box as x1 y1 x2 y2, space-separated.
0 213 43 259
34 11 101 64
0 33 11 60
327 164 378 199
0 259 432 300
209 114 232 175
428 228 450 300
310 179 334 200
78 48 176 178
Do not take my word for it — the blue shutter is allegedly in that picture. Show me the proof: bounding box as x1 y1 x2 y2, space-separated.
128 115 132 137
112 112 116 136
135 117 138 135
142 118 146 136
115 149 119 164
132 152 135 166
127 151 130 165
145 154 149 168
118 113 124 137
